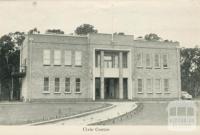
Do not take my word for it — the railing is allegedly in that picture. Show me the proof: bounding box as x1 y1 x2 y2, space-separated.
11 65 26 77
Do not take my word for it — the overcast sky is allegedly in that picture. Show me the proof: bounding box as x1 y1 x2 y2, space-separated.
0 0 200 47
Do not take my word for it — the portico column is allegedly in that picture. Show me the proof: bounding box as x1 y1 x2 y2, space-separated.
100 51 104 99
119 52 123 99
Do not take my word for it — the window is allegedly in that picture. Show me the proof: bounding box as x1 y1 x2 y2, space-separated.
75 51 82 66
114 55 119 68
163 54 168 68
122 52 128 68
95 52 100 67
54 50 61 65
138 79 143 93
154 54 160 68
155 79 161 93
43 77 49 92
164 79 169 92
136 53 142 67
146 54 151 68
65 50 72 65
146 79 152 93
55 78 60 92
75 78 81 93
104 55 112 68
65 78 71 93
43 49 50 65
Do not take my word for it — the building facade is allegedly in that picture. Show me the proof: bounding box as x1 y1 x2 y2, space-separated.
20 33 181 102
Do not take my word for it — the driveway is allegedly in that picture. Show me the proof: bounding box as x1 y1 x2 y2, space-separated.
44 102 137 125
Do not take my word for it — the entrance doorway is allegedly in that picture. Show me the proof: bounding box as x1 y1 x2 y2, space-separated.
104 78 119 99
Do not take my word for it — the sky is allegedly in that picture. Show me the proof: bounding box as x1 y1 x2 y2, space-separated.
0 0 200 47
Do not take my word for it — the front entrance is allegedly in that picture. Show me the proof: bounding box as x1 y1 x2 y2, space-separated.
95 77 128 100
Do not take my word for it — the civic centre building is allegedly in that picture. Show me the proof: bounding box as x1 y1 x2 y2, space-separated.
19 33 181 102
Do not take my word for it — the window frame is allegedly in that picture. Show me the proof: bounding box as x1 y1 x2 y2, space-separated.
164 79 170 93
65 77 71 93
146 53 152 68
136 53 143 68
154 54 161 68
65 50 72 66
75 51 82 66
146 78 153 93
43 49 51 66
155 78 162 94
137 78 143 93
43 77 50 93
75 78 81 93
163 54 169 69
54 50 61 66
54 77 61 93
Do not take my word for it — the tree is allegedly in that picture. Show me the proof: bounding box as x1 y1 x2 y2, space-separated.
113 32 125 35
0 32 25 100
144 33 161 41
28 27 40 34
75 24 98 35
45 29 64 34
180 47 200 97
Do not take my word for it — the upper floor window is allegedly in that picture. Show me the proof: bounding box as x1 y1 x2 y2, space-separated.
163 54 168 68
95 51 100 68
123 52 128 68
75 78 81 93
136 53 143 67
146 54 151 68
55 78 60 92
164 79 169 92
54 50 61 65
146 79 152 93
154 54 160 68
113 55 119 68
137 79 143 93
155 79 161 93
75 51 82 66
65 50 72 66
65 78 71 93
43 49 50 65
43 77 49 92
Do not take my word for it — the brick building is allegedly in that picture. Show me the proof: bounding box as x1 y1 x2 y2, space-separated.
20 33 181 102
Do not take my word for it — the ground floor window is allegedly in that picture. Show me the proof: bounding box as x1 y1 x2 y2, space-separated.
44 77 49 91
138 79 143 93
55 78 60 92
75 78 81 93
164 79 169 92
65 78 71 93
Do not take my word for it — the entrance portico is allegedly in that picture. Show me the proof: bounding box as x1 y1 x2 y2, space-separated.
93 49 132 100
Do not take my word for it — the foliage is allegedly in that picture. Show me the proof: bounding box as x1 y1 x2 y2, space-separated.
144 33 161 41
180 47 200 96
113 32 125 35
28 28 40 34
45 29 64 34
75 24 98 35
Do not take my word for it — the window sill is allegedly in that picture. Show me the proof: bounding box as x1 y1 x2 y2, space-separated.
53 65 61 66
54 92 61 94
75 92 81 94
75 65 82 67
156 92 162 94
42 91 50 94
163 67 169 69
65 65 72 66
137 92 143 94
43 64 51 66
64 92 72 94
154 67 161 69
146 67 152 69
147 92 153 94
137 66 143 68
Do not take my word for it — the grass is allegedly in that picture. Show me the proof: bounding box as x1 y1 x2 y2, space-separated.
0 102 110 125
107 101 200 125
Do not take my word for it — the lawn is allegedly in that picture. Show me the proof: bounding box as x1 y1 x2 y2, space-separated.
0 102 110 125
107 101 200 125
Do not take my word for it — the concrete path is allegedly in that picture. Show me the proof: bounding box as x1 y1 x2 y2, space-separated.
46 102 137 125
